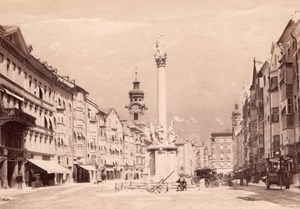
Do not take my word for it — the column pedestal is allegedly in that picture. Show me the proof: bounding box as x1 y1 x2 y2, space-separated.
147 144 178 183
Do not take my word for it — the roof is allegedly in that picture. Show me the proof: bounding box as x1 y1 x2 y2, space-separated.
250 58 257 90
129 89 144 96
232 110 241 116
98 107 122 120
0 24 30 56
174 138 188 145
98 108 113 115
277 12 300 44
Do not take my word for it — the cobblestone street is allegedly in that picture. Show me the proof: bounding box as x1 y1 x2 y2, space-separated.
0 182 299 209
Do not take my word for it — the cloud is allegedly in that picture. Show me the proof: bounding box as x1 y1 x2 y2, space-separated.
173 116 199 124
189 117 198 123
173 115 185 122
215 118 224 126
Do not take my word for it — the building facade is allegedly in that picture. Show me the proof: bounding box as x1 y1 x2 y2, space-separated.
210 132 233 174
0 25 71 188
232 14 300 186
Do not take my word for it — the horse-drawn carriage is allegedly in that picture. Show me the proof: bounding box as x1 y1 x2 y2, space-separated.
264 156 293 190
191 168 220 187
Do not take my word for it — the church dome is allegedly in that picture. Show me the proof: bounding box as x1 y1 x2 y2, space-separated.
129 89 144 96
232 110 241 116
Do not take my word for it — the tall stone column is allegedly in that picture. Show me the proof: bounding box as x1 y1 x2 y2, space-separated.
155 35 167 141
146 36 179 183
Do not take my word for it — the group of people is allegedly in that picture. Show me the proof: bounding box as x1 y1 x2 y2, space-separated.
176 178 187 191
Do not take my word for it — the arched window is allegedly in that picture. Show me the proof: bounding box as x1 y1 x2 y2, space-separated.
134 113 138 120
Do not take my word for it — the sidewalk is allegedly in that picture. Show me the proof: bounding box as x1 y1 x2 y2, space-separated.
0 180 118 198
233 180 300 193
0 184 59 198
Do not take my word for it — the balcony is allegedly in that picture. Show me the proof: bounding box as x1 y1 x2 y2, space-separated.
280 84 293 100
281 114 294 129
0 108 35 127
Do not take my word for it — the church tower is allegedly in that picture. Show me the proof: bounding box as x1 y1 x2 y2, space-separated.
126 72 147 124
232 104 242 135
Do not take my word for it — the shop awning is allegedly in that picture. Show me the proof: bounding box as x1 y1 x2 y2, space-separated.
77 164 96 171
28 159 71 174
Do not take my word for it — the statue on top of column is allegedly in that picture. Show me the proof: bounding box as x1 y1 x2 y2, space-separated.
154 35 167 66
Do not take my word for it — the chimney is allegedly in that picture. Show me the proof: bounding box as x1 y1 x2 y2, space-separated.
234 104 239 110
62 76 70 81
27 44 33 53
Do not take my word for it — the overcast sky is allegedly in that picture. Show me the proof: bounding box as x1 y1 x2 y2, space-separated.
1 0 300 141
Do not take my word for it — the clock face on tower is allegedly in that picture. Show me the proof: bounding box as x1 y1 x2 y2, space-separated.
132 105 139 112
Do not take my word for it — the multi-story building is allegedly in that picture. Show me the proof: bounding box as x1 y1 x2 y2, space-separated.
276 16 300 183
99 108 123 180
97 109 107 180
86 99 98 166
265 42 282 159
193 141 206 170
131 126 146 180
247 60 267 173
122 123 135 180
72 86 95 183
231 104 243 170
53 75 75 183
231 14 300 185
210 132 233 174
0 25 71 188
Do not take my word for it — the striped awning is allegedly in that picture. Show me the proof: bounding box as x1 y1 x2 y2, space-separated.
77 164 96 171
28 159 71 174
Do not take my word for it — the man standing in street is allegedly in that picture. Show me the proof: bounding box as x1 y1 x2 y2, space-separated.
16 173 23 189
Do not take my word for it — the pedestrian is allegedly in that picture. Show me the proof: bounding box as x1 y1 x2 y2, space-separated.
25 170 29 187
239 171 244 186
16 173 23 189
245 170 251 186
176 178 182 191
182 179 187 190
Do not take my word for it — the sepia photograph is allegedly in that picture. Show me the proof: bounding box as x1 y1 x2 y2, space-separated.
0 0 300 208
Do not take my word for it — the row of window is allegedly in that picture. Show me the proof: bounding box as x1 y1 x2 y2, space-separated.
0 54 54 102
270 97 300 124
1 53 73 109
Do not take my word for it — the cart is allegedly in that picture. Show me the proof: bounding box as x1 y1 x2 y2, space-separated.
147 171 174 193
265 156 293 190
191 168 220 188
